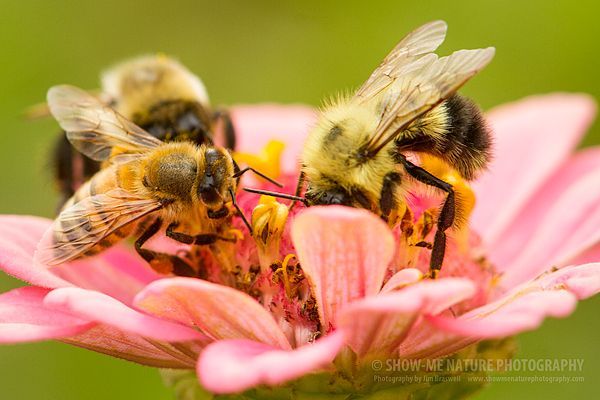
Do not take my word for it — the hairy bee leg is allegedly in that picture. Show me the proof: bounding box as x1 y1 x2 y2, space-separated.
400 157 455 278
213 108 236 150
379 172 402 222
166 222 237 245
135 218 196 277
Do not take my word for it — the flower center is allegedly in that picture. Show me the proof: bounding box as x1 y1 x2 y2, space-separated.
179 144 499 345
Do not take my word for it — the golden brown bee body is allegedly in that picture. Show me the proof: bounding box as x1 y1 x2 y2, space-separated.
38 86 243 276
53 55 235 209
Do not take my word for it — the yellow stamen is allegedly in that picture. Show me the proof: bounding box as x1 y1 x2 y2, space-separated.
252 196 289 270
275 253 296 297
233 140 285 181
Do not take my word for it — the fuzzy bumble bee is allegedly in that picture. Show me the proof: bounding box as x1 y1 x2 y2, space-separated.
246 20 495 278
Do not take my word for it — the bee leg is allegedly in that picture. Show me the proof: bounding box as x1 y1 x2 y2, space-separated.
165 222 194 244
136 218 196 277
400 157 455 279
289 170 306 210
213 108 236 150
379 172 402 223
166 222 234 245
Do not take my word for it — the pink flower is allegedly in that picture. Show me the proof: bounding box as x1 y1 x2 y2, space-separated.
1 95 599 397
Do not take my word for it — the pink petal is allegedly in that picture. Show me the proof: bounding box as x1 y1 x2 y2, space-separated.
401 263 600 358
532 263 600 300
0 215 162 303
51 244 161 305
569 242 600 266
0 287 92 343
291 206 395 329
232 105 316 174
471 94 596 244
380 268 423 293
62 324 201 368
44 287 204 342
134 277 291 349
426 263 600 339
337 279 475 357
197 331 345 394
0 215 71 288
427 290 576 338
491 148 600 272
498 169 600 288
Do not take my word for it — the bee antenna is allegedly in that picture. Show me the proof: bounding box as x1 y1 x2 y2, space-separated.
232 167 283 188
243 187 308 206
229 189 252 235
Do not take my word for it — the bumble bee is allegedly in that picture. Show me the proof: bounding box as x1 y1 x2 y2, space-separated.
246 21 494 278
53 55 236 208
37 85 272 276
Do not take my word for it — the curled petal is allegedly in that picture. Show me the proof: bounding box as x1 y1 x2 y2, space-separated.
380 268 423 293
427 290 576 338
532 263 600 300
135 277 291 349
0 215 71 288
197 331 346 394
44 287 204 342
291 206 395 329
427 263 600 339
0 286 92 343
337 279 475 357
471 94 596 245
232 105 316 174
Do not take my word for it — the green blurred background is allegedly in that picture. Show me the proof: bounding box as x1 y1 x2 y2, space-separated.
0 0 599 399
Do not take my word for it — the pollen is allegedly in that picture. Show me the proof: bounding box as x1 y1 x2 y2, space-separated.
233 140 285 181
420 155 476 251
224 228 245 241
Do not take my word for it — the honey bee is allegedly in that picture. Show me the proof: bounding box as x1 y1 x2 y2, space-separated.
246 21 494 278
53 55 236 208
36 85 271 276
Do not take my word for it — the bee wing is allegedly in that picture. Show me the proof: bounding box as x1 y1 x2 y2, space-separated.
47 85 162 161
354 20 448 101
364 47 495 155
35 188 162 266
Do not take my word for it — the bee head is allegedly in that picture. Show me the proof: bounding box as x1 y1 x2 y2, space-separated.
305 182 374 210
144 151 198 200
196 147 234 213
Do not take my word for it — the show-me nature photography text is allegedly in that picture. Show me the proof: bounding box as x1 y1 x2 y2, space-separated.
371 358 585 385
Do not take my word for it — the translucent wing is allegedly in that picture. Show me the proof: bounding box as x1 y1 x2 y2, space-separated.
35 189 162 266
364 47 495 155
354 20 448 101
24 89 111 120
47 85 162 161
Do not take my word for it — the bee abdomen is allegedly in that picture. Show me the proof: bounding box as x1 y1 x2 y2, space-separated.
53 134 100 211
395 94 492 180
439 94 492 180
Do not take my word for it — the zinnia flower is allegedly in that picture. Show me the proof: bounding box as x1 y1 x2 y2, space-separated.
1 94 599 399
